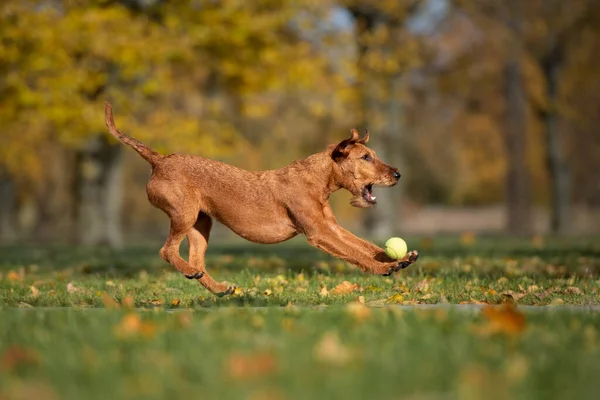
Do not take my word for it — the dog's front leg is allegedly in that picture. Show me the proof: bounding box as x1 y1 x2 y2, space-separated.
321 205 419 275
304 223 416 275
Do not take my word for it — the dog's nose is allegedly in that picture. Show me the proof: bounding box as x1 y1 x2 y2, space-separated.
393 171 401 180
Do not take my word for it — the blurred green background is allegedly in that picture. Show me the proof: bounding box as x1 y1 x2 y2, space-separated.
1 0 600 248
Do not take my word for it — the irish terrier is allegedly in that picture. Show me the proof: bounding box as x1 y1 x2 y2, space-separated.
105 102 418 295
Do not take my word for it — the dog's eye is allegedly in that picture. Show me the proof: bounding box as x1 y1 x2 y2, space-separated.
361 154 371 161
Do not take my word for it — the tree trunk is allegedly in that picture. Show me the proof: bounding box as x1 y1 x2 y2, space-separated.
543 59 570 233
0 169 17 242
353 10 404 239
74 135 124 248
363 75 405 239
504 54 533 234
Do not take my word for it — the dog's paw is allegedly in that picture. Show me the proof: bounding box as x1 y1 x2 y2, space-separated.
184 271 205 280
394 250 419 272
381 250 419 276
215 284 237 297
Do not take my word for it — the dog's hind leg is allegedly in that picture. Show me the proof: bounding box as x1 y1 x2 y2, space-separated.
187 213 236 296
158 210 200 279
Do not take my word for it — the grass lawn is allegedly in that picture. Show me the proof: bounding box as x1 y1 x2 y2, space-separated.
0 236 599 399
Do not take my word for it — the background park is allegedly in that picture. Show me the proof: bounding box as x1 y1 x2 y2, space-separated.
1 0 599 399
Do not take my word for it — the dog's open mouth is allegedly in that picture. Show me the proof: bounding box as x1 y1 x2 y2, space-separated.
362 184 376 204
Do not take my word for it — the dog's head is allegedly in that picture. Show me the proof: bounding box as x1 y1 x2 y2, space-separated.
329 129 401 208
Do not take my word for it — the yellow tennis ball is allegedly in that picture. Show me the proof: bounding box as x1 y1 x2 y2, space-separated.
385 237 407 259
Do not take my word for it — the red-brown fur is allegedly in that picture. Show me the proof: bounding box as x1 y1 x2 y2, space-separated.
105 102 418 295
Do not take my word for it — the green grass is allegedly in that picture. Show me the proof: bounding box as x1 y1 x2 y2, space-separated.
0 236 599 399
1 236 599 307
0 307 599 399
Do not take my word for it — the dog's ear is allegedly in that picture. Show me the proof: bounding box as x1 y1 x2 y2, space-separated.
357 129 369 144
331 129 360 160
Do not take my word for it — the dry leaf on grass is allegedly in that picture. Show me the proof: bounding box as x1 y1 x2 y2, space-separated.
345 301 371 322
114 313 157 339
66 282 78 294
314 332 352 366
386 294 404 304
6 271 21 281
414 279 430 294
102 293 120 309
331 281 359 295
121 296 135 309
565 287 581 295
475 303 526 337
319 286 329 297
502 290 527 302
1 346 40 371
30 286 40 297
227 352 277 379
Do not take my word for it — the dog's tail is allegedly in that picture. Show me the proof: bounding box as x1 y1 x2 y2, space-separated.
104 101 162 166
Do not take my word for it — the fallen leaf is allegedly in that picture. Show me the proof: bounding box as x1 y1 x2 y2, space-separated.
319 286 329 297
565 287 581 295
115 313 157 339
420 293 432 300
314 332 352 366
357 295 365 304
502 290 527 302
171 299 181 306
67 282 78 294
121 296 135 309
30 286 40 297
263 289 272 296
149 299 164 306
478 303 526 337
527 285 540 293
331 281 359 295
175 312 193 329
102 293 120 309
233 287 244 296
386 294 404 304
227 352 276 379
414 279 430 294
345 301 371 321
1 346 40 371
536 287 560 300
6 271 21 281
550 298 564 306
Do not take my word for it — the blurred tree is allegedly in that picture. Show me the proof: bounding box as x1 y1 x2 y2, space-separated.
523 0 595 233
346 0 423 239
503 1 533 234
0 0 355 245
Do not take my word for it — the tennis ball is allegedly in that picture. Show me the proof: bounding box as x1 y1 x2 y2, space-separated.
385 237 407 259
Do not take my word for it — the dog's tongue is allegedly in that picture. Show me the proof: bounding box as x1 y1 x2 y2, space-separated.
366 188 376 202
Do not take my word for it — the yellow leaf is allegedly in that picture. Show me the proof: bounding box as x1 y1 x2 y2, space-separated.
30 286 40 297
386 294 404 304
319 286 329 297
345 302 371 322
